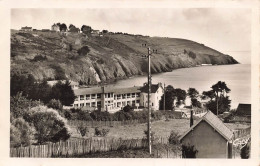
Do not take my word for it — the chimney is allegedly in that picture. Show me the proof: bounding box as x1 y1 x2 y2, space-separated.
190 109 194 127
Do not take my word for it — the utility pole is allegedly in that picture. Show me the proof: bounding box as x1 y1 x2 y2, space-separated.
147 47 152 154
164 83 166 112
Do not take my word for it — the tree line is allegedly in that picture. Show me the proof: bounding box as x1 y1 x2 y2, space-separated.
159 81 231 115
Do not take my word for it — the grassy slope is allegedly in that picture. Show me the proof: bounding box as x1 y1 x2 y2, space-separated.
11 30 238 85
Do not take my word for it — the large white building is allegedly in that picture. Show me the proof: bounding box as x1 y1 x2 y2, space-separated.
73 83 164 112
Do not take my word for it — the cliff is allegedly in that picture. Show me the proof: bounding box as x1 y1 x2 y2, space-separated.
11 30 238 85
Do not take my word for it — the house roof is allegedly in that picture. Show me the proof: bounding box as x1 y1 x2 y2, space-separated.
179 111 233 141
140 83 161 93
236 104 251 116
74 86 142 96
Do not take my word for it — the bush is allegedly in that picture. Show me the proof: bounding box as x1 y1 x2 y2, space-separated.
10 118 35 147
47 99 63 111
241 140 250 159
78 46 90 56
64 109 72 120
77 125 89 137
27 106 71 144
182 144 198 158
31 55 47 62
168 131 179 145
94 127 110 137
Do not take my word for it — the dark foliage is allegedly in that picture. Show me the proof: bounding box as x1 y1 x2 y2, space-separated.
51 80 76 106
31 55 47 62
49 64 67 80
182 144 198 158
78 46 90 56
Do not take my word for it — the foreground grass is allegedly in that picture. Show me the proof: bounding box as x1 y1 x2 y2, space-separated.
70 119 196 139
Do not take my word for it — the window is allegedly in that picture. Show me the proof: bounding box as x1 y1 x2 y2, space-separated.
91 102 96 107
74 104 78 107
75 96 79 101
91 94 96 99
97 93 101 99
132 93 135 97
117 94 121 99
86 94 90 100
80 103 84 107
136 100 140 103
86 103 90 107
97 101 101 107
136 93 140 97
152 103 154 106
80 95 85 100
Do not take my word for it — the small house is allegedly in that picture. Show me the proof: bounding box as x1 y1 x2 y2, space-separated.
51 24 60 32
236 104 251 116
20 26 32 31
179 111 233 158
91 30 100 36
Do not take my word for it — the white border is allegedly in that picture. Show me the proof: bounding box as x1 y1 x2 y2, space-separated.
0 0 259 166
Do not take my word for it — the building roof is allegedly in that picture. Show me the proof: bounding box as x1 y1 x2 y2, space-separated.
47 80 79 87
74 86 142 96
236 104 251 116
140 83 161 93
179 111 233 141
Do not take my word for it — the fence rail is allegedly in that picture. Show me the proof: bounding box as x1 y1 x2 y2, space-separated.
10 137 178 158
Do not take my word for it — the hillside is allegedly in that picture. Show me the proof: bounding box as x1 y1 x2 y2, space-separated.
11 30 238 85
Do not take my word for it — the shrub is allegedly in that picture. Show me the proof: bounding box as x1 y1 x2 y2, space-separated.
27 106 71 144
77 125 89 137
64 109 72 120
47 99 63 111
78 46 90 56
94 127 110 137
168 131 179 145
31 55 47 62
10 118 35 147
181 144 198 158
77 110 93 121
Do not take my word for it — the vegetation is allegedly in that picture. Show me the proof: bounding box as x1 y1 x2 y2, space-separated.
94 127 110 137
202 81 231 115
181 144 198 158
77 125 89 137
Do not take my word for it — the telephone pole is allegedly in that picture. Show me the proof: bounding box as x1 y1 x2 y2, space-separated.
147 47 152 154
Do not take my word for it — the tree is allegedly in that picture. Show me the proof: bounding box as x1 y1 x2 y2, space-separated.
201 90 215 101
28 106 71 144
47 99 63 111
51 80 76 106
81 25 92 34
159 85 176 110
122 105 133 113
10 118 35 147
188 88 201 107
175 88 187 105
59 23 67 32
188 88 199 100
10 92 42 119
210 81 231 115
102 30 108 34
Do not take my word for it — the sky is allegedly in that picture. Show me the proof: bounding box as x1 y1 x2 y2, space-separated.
11 8 251 64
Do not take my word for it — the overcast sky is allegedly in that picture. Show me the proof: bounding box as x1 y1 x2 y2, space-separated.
11 8 251 64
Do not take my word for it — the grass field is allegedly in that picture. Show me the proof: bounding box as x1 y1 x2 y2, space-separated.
70 118 250 140
70 119 197 139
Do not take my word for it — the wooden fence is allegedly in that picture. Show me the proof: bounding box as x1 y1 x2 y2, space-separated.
233 127 251 140
10 137 176 158
68 119 148 128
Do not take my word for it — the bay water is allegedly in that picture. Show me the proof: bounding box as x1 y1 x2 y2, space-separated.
110 64 251 109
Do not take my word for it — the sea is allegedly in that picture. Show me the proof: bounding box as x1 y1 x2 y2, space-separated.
109 64 251 109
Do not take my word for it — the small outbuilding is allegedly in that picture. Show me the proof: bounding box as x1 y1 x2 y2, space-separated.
179 111 233 158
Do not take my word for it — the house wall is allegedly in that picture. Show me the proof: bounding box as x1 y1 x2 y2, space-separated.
181 120 228 158
140 86 163 110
